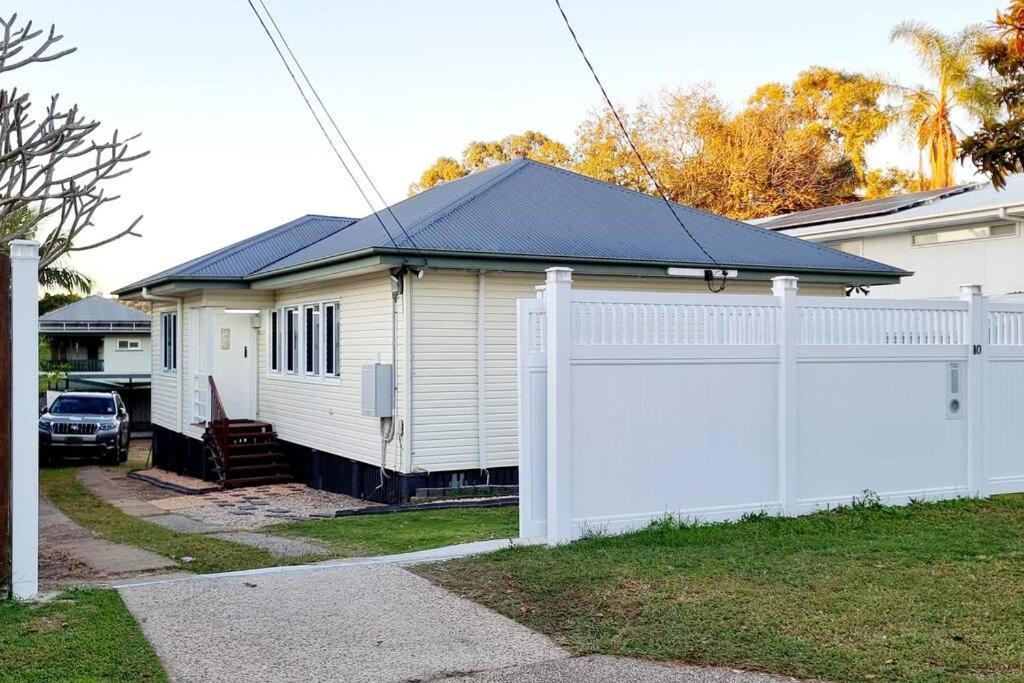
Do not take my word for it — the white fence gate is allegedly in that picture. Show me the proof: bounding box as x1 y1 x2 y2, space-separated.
518 268 1024 545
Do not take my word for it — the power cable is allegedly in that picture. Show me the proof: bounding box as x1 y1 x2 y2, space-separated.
244 0 404 252
253 0 426 259
552 0 726 292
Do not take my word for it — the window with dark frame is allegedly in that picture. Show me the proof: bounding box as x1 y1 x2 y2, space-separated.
270 310 280 372
325 302 340 377
160 312 177 372
304 304 320 375
285 307 298 373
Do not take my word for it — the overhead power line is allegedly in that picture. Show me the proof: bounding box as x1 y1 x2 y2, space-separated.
552 0 726 292
245 0 425 260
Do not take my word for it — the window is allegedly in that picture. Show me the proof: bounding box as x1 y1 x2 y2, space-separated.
324 302 340 378
270 310 280 372
270 300 340 381
284 307 299 373
116 339 142 351
304 304 321 375
160 312 177 372
822 239 863 256
912 224 1016 246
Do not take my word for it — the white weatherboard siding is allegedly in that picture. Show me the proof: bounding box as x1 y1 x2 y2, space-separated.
101 335 152 374
805 219 1024 300
257 273 407 471
411 271 479 472
411 271 844 475
150 302 179 432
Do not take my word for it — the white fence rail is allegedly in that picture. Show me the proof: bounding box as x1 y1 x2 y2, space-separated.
519 268 1024 545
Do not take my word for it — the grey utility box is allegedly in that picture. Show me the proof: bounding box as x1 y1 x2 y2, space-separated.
361 363 394 417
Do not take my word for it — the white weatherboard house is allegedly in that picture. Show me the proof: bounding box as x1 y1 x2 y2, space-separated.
114 159 907 501
754 176 1024 300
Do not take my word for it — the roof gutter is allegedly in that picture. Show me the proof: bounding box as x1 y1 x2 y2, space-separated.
248 246 910 282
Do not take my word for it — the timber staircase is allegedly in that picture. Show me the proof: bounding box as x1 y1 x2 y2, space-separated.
203 376 292 488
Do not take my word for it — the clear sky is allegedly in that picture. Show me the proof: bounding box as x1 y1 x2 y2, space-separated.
22 0 1002 294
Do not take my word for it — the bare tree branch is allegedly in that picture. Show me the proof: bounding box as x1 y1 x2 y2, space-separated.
0 14 147 268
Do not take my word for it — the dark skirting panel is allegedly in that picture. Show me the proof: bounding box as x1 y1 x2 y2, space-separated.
151 424 518 504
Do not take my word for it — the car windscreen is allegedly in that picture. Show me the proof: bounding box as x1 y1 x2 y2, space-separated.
49 396 116 415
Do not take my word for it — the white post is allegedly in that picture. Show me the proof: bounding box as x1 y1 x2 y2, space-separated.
545 267 573 544
773 276 799 516
10 240 38 599
960 283 986 497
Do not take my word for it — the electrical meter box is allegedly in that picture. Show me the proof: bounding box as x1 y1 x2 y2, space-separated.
361 363 394 417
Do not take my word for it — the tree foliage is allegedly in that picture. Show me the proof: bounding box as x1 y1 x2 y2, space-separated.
1 207 93 294
38 291 80 316
890 21 996 189
961 1 1024 189
411 68 899 219
409 131 569 194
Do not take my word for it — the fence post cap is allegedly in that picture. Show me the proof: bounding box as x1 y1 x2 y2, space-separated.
771 275 799 294
545 267 573 284
958 283 982 297
10 240 39 260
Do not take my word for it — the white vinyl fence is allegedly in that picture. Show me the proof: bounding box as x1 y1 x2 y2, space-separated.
518 268 1024 545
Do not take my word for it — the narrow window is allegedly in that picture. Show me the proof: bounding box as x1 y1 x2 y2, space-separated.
304 304 320 375
324 302 340 378
270 310 280 372
285 307 299 373
160 312 177 371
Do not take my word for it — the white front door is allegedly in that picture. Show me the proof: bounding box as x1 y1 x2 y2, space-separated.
209 311 256 419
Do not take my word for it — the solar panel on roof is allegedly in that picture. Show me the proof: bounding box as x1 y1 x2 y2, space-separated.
759 185 979 230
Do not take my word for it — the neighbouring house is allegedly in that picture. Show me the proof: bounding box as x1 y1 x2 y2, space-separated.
753 176 1024 299
40 295 152 429
113 159 907 501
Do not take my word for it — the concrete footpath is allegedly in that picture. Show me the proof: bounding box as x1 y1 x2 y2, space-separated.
116 556 795 683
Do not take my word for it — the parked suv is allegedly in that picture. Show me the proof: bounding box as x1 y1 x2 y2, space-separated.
39 391 131 465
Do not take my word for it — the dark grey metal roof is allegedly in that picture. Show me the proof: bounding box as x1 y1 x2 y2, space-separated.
755 184 979 231
259 159 906 276
116 214 358 292
118 159 907 294
41 295 150 324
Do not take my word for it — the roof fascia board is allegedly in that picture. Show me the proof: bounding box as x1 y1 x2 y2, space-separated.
248 254 390 290
375 253 906 284
783 205 1024 240
115 279 251 300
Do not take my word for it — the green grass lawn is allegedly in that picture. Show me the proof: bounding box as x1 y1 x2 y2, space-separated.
416 496 1024 682
269 506 519 558
40 467 308 574
0 589 165 681
42 466 518 573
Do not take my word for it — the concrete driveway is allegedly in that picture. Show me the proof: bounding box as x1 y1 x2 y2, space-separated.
117 561 794 683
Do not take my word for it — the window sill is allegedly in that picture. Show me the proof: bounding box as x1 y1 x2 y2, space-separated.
266 372 341 386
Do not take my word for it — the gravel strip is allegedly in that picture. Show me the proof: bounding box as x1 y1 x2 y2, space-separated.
149 484 375 530
118 563 567 682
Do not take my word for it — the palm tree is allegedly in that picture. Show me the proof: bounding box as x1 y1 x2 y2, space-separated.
1 207 93 295
890 21 996 189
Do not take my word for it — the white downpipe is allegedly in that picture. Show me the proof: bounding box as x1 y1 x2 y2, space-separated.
477 271 488 479
142 286 183 433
